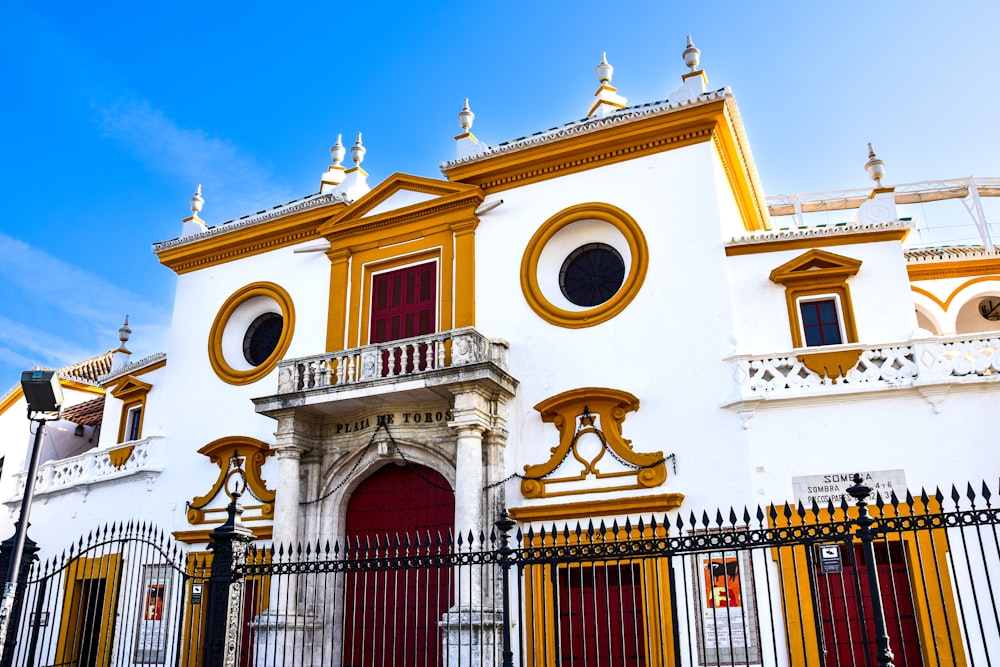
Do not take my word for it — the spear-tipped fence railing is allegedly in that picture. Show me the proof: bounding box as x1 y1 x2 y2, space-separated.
1 475 998 667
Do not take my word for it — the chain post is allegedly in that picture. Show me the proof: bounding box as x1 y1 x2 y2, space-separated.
202 491 254 667
846 473 896 667
495 511 516 667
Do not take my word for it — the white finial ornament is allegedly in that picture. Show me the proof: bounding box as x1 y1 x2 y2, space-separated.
118 315 131 345
683 36 701 71
865 143 886 186
190 184 204 216
330 134 346 167
458 98 475 132
596 52 613 84
181 184 208 236
111 314 133 371
587 52 627 118
351 132 366 167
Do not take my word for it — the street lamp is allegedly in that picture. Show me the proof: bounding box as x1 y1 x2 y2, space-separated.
0 370 63 660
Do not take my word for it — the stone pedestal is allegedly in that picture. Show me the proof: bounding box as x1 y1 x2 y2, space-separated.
250 610 323 667
438 608 504 667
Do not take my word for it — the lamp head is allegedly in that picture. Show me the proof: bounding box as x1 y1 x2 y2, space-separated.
20 370 64 415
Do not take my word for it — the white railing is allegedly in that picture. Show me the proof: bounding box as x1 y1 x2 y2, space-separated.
729 333 1000 402
10 436 165 500
276 327 508 394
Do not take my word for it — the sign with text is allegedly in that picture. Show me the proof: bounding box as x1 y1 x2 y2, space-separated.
792 469 907 507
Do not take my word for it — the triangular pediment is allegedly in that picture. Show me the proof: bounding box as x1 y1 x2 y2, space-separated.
769 249 862 286
110 375 152 400
318 173 483 236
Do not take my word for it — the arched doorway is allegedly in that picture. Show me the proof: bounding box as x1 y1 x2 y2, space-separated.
342 462 454 667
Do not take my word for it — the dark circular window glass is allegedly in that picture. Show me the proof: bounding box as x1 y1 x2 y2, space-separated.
243 312 284 366
559 243 626 307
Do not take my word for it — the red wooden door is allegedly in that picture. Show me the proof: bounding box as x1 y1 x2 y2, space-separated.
814 542 922 667
370 263 436 374
342 464 454 667
557 564 646 667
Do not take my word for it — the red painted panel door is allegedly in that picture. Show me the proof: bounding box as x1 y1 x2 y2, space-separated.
342 464 455 667
558 564 646 667
370 263 436 375
814 542 922 667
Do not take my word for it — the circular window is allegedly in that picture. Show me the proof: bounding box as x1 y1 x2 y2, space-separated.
243 312 284 366
979 297 1000 321
209 282 295 385
559 243 626 307
521 203 647 328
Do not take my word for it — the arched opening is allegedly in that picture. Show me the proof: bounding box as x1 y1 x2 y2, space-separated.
955 294 1000 335
342 463 454 667
914 306 941 336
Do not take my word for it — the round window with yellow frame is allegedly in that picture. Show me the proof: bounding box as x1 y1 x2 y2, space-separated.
520 202 648 328
208 282 295 385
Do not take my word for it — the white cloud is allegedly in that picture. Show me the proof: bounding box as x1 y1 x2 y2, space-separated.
92 96 294 218
0 233 170 377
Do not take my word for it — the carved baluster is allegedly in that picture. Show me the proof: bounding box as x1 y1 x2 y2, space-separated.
438 337 447 367
335 356 345 385
425 340 434 370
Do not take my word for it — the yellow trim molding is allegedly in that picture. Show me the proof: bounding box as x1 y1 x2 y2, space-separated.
770 249 862 351
725 228 909 256
907 256 1000 281
208 282 295 386
157 202 343 275
172 524 273 544
797 349 863 384
56 554 122 667
509 493 684 522
188 436 276 525
520 203 648 329
319 173 483 351
108 445 134 469
111 375 152 443
522 387 667 499
444 98 769 233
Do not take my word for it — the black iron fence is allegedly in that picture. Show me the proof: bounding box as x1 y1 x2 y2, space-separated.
1 475 998 667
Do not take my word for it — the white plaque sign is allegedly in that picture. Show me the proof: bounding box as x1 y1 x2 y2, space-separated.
791 469 907 507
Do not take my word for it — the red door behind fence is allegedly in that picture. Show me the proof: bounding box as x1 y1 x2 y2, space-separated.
342 463 455 667
557 564 647 667
814 542 922 667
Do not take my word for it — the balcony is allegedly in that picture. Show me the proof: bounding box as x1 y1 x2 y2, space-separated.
6 436 165 502
725 333 1000 407
255 328 516 416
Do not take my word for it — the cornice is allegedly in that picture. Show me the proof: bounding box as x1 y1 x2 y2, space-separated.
441 89 729 172
726 220 913 256
155 201 344 274
441 91 768 232
907 257 1000 281
100 353 167 385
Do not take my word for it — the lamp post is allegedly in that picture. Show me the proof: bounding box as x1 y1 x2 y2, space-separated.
0 370 63 661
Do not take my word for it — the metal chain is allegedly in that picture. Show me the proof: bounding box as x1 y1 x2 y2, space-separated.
299 428 379 506
482 414 677 490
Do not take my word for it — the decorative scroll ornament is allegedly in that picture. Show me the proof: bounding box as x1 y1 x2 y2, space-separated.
521 387 668 499
187 436 275 525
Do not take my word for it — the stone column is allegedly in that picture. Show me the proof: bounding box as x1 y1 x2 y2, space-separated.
442 386 502 667
253 414 310 667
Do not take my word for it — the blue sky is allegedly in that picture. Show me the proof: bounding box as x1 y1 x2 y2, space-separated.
1 1 998 386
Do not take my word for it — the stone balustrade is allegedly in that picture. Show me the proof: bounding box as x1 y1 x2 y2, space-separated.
276 327 508 394
8 436 165 501
728 333 1000 403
